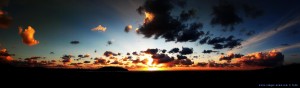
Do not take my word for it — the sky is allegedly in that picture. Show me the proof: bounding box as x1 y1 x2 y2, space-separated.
1 0 300 69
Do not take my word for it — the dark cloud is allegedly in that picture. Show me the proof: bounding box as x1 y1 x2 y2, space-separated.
94 58 107 64
199 36 210 45
207 35 242 49
237 50 284 67
179 59 193 65
61 55 74 59
144 48 159 55
132 51 138 55
202 50 219 54
179 47 193 55
24 56 42 60
152 54 174 63
84 61 90 64
103 51 116 57
161 49 167 53
136 0 206 42
179 9 196 22
70 41 80 44
107 41 112 45
177 55 187 60
176 23 204 42
211 0 242 30
0 11 12 29
78 55 83 58
242 4 264 19
50 52 54 54
197 62 208 67
168 48 179 53
219 53 244 62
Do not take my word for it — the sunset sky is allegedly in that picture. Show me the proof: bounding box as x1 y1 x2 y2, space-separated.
1 0 300 69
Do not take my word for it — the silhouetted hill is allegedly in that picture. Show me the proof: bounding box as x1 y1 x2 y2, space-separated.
96 66 129 71
0 63 299 87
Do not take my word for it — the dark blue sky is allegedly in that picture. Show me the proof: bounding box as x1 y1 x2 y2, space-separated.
0 0 300 64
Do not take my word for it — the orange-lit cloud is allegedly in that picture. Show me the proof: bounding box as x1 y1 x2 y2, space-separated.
18 26 39 46
91 25 106 32
234 50 284 67
0 48 13 62
124 25 133 32
144 12 154 24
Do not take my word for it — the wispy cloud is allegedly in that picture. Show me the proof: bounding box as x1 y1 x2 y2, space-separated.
231 17 300 53
275 42 300 52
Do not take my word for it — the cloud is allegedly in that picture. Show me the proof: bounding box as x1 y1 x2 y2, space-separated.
202 50 219 54
0 10 12 29
236 50 284 67
91 25 106 32
152 54 174 63
179 9 196 22
94 57 107 64
0 48 13 62
107 40 112 45
240 18 300 50
168 48 179 53
207 35 242 49
219 53 244 62
83 61 90 64
161 49 167 53
70 41 80 44
144 48 159 55
275 42 300 52
136 0 206 42
179 47 193 55
199 36 210 44
179 59 193 65
242 4 264 19
210 0 242 30
19 26 39 46
50 52 54 54
132 51 138 55
103 51 117 57
61 55 74 64
124 25 133 33
176 55 187 60
197 62 208 67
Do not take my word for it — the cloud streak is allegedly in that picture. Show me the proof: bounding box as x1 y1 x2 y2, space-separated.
243 18 300 48
275 42 300 52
